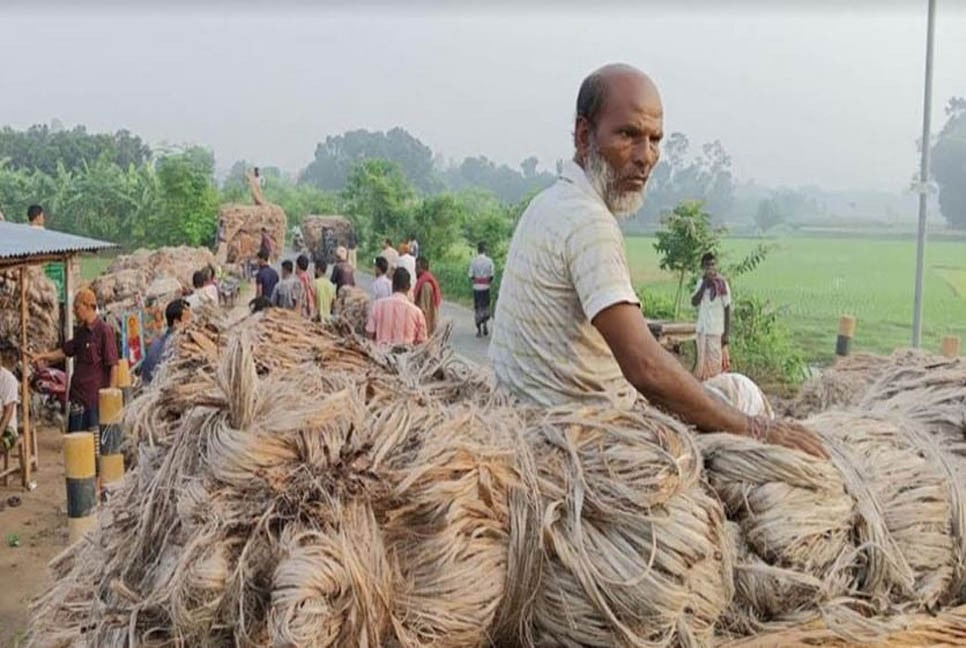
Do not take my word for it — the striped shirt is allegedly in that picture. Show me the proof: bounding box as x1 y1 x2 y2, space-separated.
366 293 427 346
489 160 639 409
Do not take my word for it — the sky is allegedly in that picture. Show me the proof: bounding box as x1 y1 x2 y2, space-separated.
2 2 965 193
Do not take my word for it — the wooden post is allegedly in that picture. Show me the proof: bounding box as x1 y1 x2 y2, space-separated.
63 254 73 434
64 431 97 543
98 388 124 485
115 359 132 405
19 266 33 489
836 315 857 357
941 336 961 359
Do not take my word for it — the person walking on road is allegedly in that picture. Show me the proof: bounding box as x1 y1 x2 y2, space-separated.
330 246 356 293
366 268 427 346
396 243 417 298
371 256 393 302
469 241 495 337
314 261 336 321
414 257 442 336
295 254 317 319
691 251 732 380
380 239 399 274
255 251 279 299
347 230 358 269
271 260 303 310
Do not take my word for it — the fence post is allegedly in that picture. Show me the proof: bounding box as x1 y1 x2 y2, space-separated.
98 388 125 486
941 336 961 359
835 315 857 357
116 358 133 405
64 432 97 543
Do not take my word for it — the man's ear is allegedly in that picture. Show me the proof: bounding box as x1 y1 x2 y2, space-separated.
574 116 592 162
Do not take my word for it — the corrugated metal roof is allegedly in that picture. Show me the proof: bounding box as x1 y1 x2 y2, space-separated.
0 222 116 262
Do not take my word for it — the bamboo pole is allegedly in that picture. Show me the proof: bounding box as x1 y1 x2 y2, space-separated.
941 336 961 359
19 266 33 489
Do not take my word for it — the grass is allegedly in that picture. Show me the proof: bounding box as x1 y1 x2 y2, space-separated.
626 235 966 364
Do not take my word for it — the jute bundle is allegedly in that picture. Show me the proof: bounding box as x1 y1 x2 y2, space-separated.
701 410 966 638
91 246 216 305
333 285 370 336
300 215 355 263
713 602 966 648
786 349 950 419
0 266 61 351
860 358 966 444
516 407 734 648
218 203 286 263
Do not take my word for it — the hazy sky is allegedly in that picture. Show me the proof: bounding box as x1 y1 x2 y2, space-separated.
2 2 965 192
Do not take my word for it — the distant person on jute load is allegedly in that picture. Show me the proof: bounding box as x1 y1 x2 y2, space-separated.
489 62 825 459
691 251 731 380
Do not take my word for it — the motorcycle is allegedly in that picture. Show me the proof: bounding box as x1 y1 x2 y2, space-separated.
28 366 68 424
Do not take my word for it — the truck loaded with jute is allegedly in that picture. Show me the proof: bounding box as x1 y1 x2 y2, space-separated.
23 307 966 648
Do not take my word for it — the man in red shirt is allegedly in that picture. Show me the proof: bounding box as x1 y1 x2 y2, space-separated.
32 288 118 432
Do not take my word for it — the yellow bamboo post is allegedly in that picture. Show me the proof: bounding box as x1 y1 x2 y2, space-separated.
941 336 961 359
98 388 124 485
836 315 857 357
116 358 132 405
64 432 97 543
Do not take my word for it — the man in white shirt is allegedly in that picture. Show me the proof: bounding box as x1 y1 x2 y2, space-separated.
468 241 495 337
0 344 20 451
370 256 393 302
380 239 400 274
691 252 731 380
396 243 417 298
185 271 218 309
489 62 824 458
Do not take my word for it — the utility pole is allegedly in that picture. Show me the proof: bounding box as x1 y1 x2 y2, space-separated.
911 0 937 347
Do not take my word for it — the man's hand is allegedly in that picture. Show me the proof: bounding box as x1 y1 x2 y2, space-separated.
748 416 828 459
721 344 731 372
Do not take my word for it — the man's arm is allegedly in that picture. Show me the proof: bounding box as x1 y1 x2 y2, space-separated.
255 276 263 298
723 305 731 346
31 348 67 367
593 303 827 458
691 279 706 307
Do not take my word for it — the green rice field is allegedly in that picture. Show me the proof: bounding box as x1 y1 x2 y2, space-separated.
626 236 966 363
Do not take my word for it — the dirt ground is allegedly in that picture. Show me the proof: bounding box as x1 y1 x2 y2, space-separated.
0 426 69 648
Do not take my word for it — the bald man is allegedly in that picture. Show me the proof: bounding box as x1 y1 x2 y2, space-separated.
490 63 825 458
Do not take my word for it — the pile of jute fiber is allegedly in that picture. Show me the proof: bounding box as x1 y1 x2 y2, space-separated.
0 266 61 352
90 246 216 305
26 307 966 647
785 349 952 419
300 215 355 264
218 203 286 264
28 309 734 648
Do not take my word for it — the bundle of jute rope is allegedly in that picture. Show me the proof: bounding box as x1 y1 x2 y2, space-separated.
701 410 966 641
786 349 953 419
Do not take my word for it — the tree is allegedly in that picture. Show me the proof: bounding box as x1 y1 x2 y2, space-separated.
631 133 736 228
753 197 785 234
933 97 966 229
301 128 437 193
440 155 555 204
653 201 723 318
0 124 151 175
155 147 220 246
411 194 467 262
340 159 416 251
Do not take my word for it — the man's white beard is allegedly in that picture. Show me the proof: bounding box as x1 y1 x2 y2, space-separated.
585 145 645 219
